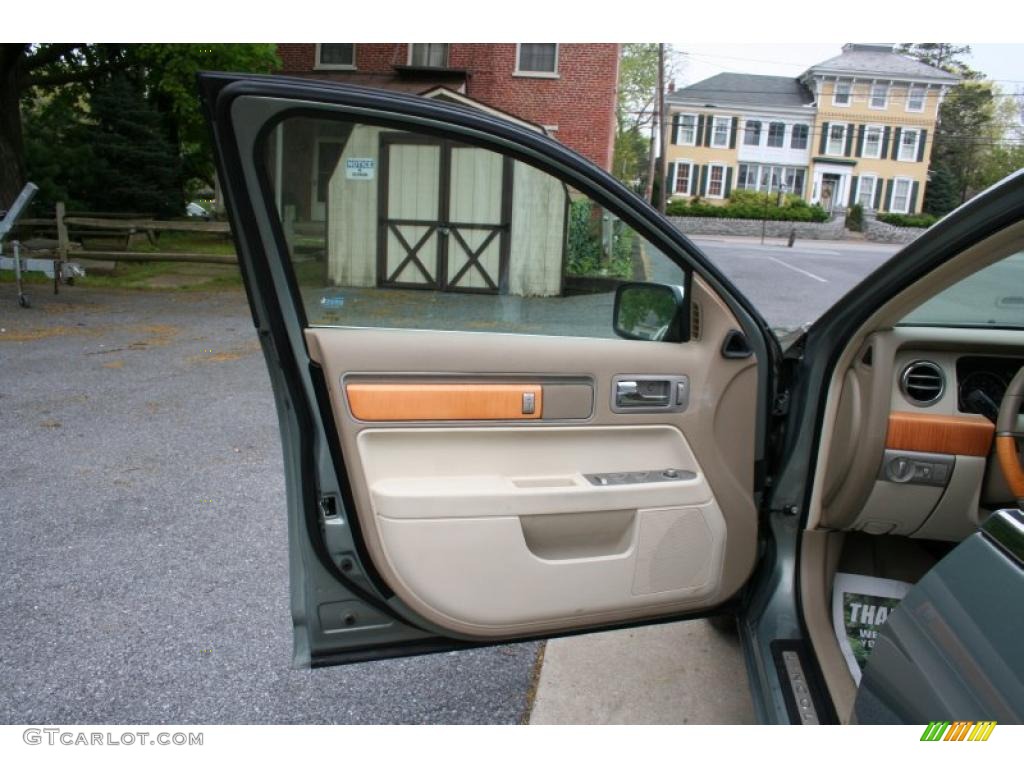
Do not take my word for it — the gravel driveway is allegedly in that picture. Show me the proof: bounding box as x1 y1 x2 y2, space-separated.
0 285 539 724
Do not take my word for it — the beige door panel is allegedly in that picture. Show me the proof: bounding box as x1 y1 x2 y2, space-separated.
304 280 759 639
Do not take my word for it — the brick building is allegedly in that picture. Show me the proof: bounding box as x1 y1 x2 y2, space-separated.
275 44 620 170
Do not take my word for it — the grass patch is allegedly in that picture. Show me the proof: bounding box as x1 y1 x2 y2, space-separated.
2 260 243 291
81 230 237 256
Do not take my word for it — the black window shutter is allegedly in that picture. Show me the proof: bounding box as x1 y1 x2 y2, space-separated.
855 125 865 157
672 114 680 145
845 123 855 156
819 121 829 154
700 165 709 196
724 167 734 197
704 116 712 147
729 117 738 149
696 115 705 146
881 127 891 159
891 127 902 160
849 175 859 206
909 181 919 213
917 129 928 162
874 180 883 210
884 179 894 211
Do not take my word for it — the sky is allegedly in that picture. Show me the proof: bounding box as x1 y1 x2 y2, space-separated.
672 43 1024 92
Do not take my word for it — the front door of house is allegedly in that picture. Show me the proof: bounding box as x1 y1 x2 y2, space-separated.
378 134 511 294
820 176 838 213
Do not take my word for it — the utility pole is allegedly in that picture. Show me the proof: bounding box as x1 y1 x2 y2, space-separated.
643 73 658 204
656 43 667 213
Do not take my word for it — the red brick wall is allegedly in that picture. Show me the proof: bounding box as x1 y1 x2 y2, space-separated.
275 43 620 170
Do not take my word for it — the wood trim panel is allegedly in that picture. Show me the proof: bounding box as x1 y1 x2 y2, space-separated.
886 412 994 457
347 383 542 421
996 436 1024 497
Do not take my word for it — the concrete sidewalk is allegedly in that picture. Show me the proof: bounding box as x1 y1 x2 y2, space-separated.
528 619 757 724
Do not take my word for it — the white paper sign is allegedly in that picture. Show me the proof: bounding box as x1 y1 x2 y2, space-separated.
345 158 376 180
831 572 911 685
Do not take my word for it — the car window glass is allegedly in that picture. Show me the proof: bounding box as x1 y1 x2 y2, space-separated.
899 250 1024 329
262 115 686 340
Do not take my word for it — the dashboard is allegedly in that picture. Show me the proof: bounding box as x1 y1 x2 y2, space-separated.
820 327 1022 541
956 355 1024 418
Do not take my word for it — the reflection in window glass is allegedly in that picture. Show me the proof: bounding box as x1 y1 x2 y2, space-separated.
900 251 1024 329
262 117 686 340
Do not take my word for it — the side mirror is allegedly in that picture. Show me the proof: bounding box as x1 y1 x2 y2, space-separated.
613 282 686 343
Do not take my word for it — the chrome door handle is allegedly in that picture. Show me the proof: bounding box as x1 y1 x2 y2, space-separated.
615 380 670 406
611 375 689 413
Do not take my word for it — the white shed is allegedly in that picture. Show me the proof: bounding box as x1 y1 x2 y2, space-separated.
324 93 568 297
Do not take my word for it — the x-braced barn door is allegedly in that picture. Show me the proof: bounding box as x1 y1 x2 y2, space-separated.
378 134 512 294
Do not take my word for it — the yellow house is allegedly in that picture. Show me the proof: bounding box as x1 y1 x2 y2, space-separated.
664 44 959 215
801 44 959 215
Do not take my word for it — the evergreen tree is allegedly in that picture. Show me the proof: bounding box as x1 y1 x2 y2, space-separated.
85 73 183 216
923 165 960 216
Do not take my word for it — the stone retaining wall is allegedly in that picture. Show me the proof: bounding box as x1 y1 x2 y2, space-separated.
668 215 846 240
863 216 926 244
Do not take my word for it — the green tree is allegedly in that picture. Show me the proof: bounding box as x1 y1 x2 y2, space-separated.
896 44 984 80
131 44 280 196
612 125 649 193
932 82 1003 202
1 44 129 208
898 43 1021 203
977 144 1024 189
1 43 279 210
923 165 960 216
85 73 184 216
614 44 659 192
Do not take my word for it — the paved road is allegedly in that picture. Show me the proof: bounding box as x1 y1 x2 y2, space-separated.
688 237 901 331
0 239 899 724
0 288 538 724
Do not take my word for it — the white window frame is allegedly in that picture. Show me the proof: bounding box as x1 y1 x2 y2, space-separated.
906 85 927 112
672 160 695 196
315 44 356 70
743 119 762 146
832 80 852 107
869 83 889 110
706 163 727 199
857 175 877 209
710 116 731 149
675 113 698 146
514 43 559 78
766 121 786 148
790 123 809 150
862 124 884 159
737 163 756 190
826 123 847 156
408 44 450 68
891 177 914 214
898 128 921 162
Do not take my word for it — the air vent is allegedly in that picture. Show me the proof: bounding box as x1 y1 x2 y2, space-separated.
900 360 945 406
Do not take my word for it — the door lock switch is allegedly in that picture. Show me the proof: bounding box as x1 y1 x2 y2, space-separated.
585 468 696 486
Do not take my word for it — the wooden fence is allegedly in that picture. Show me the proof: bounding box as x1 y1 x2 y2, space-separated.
15 203 237 265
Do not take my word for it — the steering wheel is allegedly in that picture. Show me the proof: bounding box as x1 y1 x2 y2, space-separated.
996 366 1024 504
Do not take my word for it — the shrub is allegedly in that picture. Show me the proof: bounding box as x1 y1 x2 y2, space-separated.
565 199 634 278
877 212 938 229
847 203 864 232
665 194 828 223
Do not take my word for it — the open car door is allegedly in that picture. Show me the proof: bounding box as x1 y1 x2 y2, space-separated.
200 73 780 667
